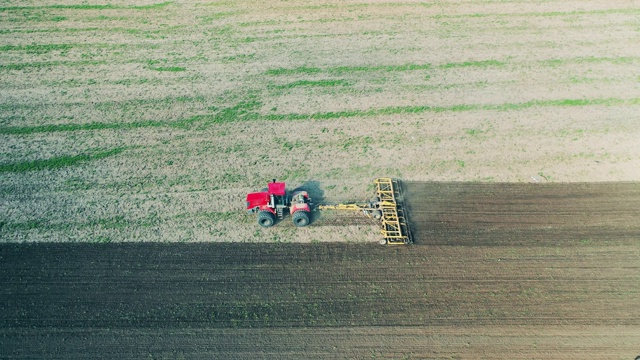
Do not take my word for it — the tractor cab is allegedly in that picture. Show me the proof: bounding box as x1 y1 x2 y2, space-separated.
267 181 286 206
246 179 288 215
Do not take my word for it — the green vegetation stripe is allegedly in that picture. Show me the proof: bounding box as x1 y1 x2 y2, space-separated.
0 95 205 113
265 64 431 76
4 56 633 72
240 7 640 27
0 2 172 12
265 98 640 121
0 26 179 35
265 57 638 76
2 98 637 135
0 60 107 70
291 2 434 10
540 56 638 66
0 121 165 135
265 67 322 76
0 100 261 134
439 60 507 68
151 66 187 72
0 148 125 173
0 44 74 52
433 8 640 19
270 79 352 89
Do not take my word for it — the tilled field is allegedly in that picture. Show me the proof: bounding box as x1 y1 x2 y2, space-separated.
404 181 640 246
1 182 639 359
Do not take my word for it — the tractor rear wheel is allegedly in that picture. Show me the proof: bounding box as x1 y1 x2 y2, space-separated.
292 210 310 227
257 211 275 227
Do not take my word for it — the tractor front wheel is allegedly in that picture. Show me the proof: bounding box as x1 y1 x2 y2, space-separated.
257 211 275 227
292 210 310 227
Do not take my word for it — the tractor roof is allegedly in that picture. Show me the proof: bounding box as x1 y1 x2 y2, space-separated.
268 182 286 196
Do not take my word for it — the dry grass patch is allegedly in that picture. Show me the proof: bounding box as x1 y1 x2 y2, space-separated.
1 0 640 243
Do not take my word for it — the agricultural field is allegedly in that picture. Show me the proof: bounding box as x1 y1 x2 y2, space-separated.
1 0 640 243
2 0 640 358
2 180 640 358
2 182 639 358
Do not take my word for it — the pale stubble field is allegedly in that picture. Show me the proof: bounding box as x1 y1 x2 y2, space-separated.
1 0 640 243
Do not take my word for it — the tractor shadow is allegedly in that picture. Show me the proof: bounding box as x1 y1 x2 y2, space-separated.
292 180 325 225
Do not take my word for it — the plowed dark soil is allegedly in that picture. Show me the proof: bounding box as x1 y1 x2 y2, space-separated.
404 182 640 247
1 182 639 359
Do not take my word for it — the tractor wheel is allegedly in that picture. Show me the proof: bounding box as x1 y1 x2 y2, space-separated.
372 210 382 219
257 211 275 228
370 196 380 203
292 211 310 227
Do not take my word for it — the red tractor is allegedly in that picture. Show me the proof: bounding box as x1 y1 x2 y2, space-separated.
246 179 313 227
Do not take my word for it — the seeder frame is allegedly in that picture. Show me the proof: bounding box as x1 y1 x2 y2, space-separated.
374 178 413 245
